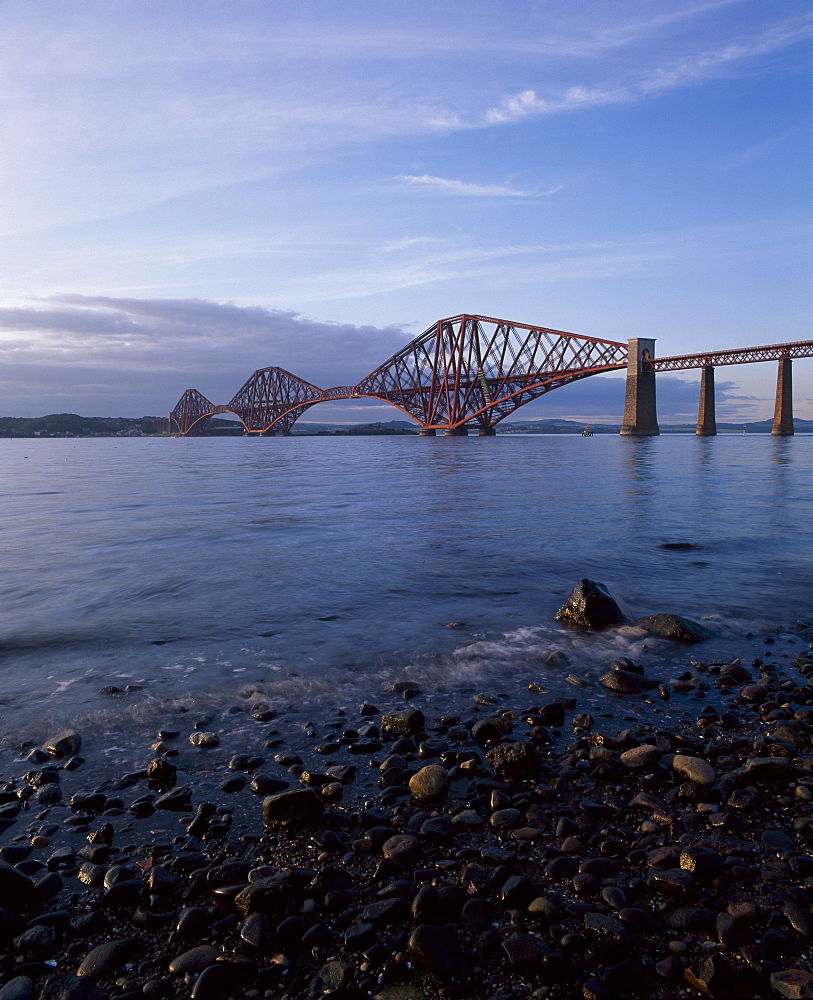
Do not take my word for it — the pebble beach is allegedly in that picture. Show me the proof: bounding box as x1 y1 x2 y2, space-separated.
1 601 813 1000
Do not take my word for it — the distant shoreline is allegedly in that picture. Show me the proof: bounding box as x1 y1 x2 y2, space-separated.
2 413 811 438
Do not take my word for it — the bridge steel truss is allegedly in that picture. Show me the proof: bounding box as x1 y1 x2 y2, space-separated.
168 315 812 437
225 367 354 435
353 315 628 431
170 388 216 436
644 340 813 372
170 371 356 436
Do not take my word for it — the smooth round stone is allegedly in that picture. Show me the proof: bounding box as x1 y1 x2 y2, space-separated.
176 907 212 936
191 964 246 999
408 923 456 978
672 754 716 786
491 790 511 811
189 732 220 748
490 808 521 829
408 765 449 800
679 846 723 878
44 729 82 758
36 785 62 805
168 945 221 976
481 845 516 864
620 745 663 769
13 924 55 955
0 977 35 1000
502 930 549 966
618 907 660 932
240 913 272 949
381 835 420 863
420 815 450 840
600 886 627 910
762 829 794 853
527 896 558 917
511 826 541 841
783 902 813 938
451 809 483 828
545 856 579 879
77 938 141 978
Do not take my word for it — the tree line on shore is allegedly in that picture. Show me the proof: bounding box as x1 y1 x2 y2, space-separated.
1 413 810 438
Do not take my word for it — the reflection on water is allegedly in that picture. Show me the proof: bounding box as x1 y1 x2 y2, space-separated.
621 436 657 504
0 434 810 737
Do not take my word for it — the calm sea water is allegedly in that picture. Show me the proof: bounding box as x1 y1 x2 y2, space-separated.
0 434 811 756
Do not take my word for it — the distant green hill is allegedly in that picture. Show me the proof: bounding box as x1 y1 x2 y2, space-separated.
1 413 809 437
0 413 241 437
292 420 417 435
0 413 158 437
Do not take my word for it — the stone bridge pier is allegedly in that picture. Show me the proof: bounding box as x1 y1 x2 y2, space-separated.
696 366 717 436
772 358 794 436
620 342 799 437
620 338 659 436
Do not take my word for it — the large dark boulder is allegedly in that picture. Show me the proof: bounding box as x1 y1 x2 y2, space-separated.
38 975 104 1000
555 579 629 629
408 923 457 979
599 668 657 694
632 614 714 643
486 741 541 780
0 862 35 911
262 788 324 827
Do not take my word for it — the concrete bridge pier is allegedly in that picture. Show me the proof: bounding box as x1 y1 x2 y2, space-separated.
620 338 660 436
696 366 717 436
419 427 436 436
772 358 794 436
478 426 497 436
445 426 468 436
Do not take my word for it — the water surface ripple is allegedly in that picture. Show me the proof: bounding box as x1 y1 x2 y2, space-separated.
1 434 810 743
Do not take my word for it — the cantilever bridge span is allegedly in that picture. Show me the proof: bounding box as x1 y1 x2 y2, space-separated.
169 314 813 437
171 314 629 436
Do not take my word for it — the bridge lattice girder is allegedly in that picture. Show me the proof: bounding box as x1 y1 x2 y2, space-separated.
169 314 811 436
170 388 216 435
645 340 813 372
226 367 332 433
353 314 628 428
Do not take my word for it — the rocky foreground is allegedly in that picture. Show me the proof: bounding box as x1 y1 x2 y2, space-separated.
1 621 813 999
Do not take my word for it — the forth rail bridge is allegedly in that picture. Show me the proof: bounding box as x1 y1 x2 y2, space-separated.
170 314 813 437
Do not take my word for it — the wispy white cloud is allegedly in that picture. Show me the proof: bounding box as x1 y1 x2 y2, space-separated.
399 174 561 198
484 17 810 124
264 213 808 307
715 122 808 172
539 0 746 58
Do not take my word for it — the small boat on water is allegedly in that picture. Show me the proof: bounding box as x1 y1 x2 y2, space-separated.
582 424 593 437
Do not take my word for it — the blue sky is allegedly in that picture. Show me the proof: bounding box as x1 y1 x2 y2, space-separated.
0 0 810 422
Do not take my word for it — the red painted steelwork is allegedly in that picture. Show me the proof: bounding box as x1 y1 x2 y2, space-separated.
227 367 327 434
170 388 216 436
169 315 629 435
168 316 811 436
353 315 628 430
171 374 359 436
645 340 813 372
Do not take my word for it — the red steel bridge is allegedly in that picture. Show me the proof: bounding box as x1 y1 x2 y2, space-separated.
170 314 813 437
